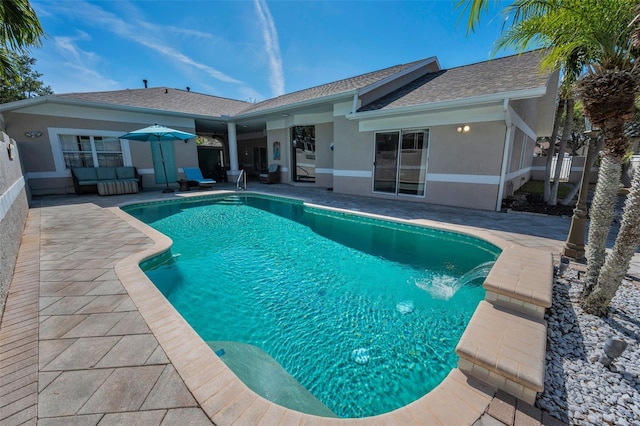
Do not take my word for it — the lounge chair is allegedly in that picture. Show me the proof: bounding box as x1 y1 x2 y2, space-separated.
183 167 216 188
259 164 280 184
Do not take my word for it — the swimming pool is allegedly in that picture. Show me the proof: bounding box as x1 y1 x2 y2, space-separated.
123 194 500 418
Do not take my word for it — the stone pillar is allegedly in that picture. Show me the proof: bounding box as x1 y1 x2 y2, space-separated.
227 122 240 183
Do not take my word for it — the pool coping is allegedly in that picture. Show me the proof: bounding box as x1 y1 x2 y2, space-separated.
110 191 552 424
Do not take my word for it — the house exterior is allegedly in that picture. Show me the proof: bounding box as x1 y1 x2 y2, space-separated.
0 50 558 211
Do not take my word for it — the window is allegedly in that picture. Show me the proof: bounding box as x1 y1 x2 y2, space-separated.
292 125 315 182
59 135 124 168
373 129 429 196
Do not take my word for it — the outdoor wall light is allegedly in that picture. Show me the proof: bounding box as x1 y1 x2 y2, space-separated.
456 125 471 134
24 131 42 138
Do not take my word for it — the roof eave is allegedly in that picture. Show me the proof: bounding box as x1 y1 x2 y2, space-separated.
0 95 230 121
347 86 549 120
0 95 51 112
234 91 358 120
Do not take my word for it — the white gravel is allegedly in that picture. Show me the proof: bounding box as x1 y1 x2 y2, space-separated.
538 267 640 425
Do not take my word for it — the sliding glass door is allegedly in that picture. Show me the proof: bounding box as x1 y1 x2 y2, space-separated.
373 129 429 196
373 132 399 193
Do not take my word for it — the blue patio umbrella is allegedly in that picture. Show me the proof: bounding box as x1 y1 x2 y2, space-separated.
119 124 195 193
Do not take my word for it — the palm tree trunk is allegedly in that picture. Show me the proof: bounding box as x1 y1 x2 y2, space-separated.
582 164 640 315
544 99 565 203
550 98 574 205
583 155 621 295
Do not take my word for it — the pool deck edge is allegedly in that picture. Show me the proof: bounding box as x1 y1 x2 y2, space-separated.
109 195 551 424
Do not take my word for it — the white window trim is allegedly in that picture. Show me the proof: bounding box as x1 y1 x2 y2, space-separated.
49 127 131 176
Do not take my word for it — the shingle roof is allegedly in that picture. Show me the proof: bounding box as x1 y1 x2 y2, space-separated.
358 50 549 112
39 51 549 119
56 87 252 117
238 59 427 115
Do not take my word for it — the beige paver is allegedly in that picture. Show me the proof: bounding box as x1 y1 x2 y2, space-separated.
77 365 165 414
1 187 584 425
139 365 198 410
0 210 40 426
38 368 113 417
487 390 516 424
94 334 158 368
456 301 547 404
162 407 213 425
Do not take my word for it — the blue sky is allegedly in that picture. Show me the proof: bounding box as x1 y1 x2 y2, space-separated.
30 0 515 103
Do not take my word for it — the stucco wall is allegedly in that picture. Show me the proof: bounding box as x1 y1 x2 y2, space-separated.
510 98 539 127
427 182 499 211
314 122 334 188
331 118 508 210
428 122 505 175
0 131 29 320
333 115 373 175
266 128 289 183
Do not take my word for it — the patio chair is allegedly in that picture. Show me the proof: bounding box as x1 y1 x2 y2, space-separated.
183 167 216 188
259 164 280 184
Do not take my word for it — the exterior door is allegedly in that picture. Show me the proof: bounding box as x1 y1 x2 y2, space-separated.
373 130 429 196
373 132 400 193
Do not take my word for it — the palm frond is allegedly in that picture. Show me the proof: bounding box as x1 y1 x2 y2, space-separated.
455 0 490 34
0 0 44 50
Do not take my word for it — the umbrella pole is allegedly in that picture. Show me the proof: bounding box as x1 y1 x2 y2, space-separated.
158 138 174 193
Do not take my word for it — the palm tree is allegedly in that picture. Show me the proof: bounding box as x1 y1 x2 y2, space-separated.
457 0 639 315
579 3 640 315
0 0 44 81
567 3 638 306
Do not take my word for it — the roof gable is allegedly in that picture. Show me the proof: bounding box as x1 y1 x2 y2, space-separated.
238 58 430 115
358 50 551 112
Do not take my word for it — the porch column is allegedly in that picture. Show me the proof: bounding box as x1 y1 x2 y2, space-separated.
227 122 240 182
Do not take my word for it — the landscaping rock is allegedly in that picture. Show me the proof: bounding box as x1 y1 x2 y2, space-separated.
537 269 640 425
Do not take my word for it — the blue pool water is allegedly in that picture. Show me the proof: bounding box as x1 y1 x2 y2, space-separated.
123 194 500 418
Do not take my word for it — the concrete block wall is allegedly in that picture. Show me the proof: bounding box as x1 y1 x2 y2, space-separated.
0 131 29 320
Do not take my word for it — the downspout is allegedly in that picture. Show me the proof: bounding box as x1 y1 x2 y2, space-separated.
351 93 359 115
496 99 512 211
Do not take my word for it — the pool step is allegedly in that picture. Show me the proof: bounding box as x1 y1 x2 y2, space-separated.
482 247 553 320
217 196 245 205
455 301 547 405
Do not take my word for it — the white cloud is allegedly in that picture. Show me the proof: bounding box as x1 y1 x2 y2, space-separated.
37 1 250 89
37 34 120 93
253 0 285 97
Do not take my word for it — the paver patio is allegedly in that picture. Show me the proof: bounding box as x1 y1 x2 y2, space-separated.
4 183 628 425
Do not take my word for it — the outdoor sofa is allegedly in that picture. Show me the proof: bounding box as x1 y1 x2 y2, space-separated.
71 166 142 195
